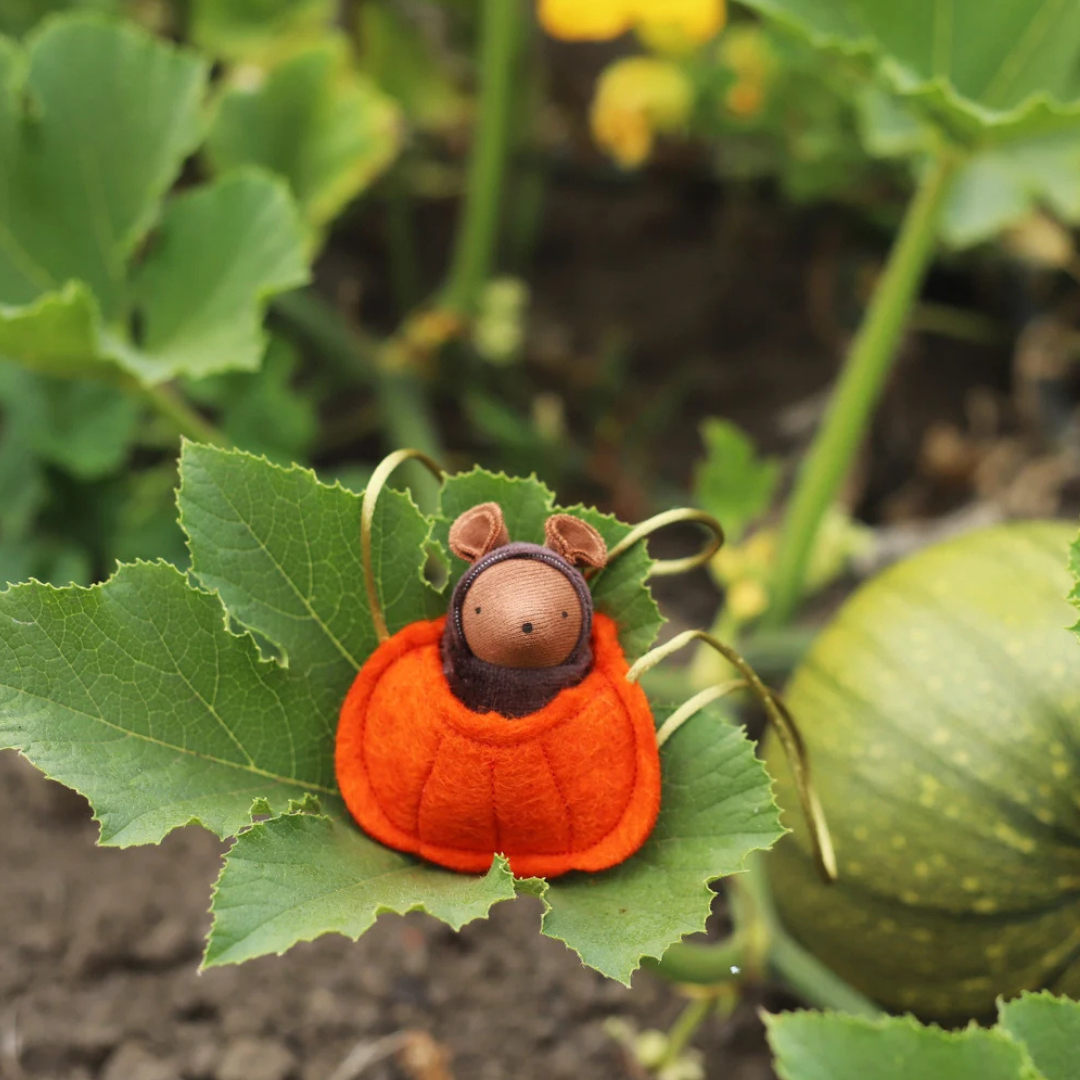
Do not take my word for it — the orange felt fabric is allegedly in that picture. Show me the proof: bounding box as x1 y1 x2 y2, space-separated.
335 614 660 878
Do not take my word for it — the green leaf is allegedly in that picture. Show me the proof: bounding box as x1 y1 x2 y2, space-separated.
206 39 401 235
693 419 780 543
999 992 1080 1080
766 1012 1042 1080
0 284 114 380
857 85 933 159
204 704 781 979
0 362 139 479
127 170 309 382
355 2 469 132
740 1 1080 248
0 0 116 38
191 0 335 65
856 85 1080 248
177 442 442 682
0 561 335 846
529 704 783 984
0 18 308 385
0 18 206 313
561 502 663 660
738 0 1080 144
205 813 516 967
435 467 663 659
943 129 1080 246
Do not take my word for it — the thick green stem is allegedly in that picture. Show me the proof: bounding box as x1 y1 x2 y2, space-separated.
139 382 228 446
765 151 961 626
742 857 880 1016
648 935 746 984
651 858 881 1017
440 0 524 316
769 931 883 1017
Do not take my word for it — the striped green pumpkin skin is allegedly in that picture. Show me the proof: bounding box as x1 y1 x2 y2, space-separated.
765 522 1080 1020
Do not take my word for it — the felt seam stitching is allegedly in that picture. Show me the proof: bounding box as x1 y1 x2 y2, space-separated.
538 741 574 853
414 732 445 840
551 681 642 859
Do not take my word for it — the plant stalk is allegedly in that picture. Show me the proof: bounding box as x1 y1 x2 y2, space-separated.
648 935 746 984
651 858 881 1017
139 382 228 446
764 150 961 626
272 289 378 387
660 995 714 1068
273 289 444 508
440 0 524 316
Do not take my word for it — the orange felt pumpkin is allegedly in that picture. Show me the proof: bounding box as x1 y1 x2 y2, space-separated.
338 454 834 885
335 613 660 878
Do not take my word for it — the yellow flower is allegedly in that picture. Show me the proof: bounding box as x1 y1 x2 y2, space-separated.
538 0 633 41
719 23 771 79
590 56 693 168
633 0 727 53
539 0 725 47
719 25 774 118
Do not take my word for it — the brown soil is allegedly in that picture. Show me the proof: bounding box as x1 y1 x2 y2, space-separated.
0 752 776 1080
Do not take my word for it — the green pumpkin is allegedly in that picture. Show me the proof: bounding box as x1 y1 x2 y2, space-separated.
765 521 1080 1020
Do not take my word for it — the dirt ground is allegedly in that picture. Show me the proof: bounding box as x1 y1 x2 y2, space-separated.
0 751 778 1080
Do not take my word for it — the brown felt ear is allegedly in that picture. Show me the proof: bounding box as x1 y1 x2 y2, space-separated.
449 503 510 562
544 514 608 569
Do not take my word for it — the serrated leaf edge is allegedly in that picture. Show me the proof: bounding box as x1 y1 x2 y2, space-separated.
0 558 339 847
525 718 787 985
177 439 444 668
201 817 516 970
764 1007 1047 1080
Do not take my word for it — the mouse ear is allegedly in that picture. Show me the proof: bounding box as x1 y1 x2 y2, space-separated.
544 514 608 569
449 502 510 562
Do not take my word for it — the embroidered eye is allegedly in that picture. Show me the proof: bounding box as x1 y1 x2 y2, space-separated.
475 606 481 614
522 622 533 634
562 611 568 618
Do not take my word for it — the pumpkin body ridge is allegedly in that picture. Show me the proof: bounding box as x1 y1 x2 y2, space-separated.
336 613 660 878
413 729 447 839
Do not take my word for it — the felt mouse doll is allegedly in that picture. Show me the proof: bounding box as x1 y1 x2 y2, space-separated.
336 502 661 879
441 503 608 718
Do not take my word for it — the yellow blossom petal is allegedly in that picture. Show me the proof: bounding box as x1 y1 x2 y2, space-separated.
719 24 774 80
632 0 726 53
538 0 633 41
589 56 693 169
727 578 770 622
592 105 655 169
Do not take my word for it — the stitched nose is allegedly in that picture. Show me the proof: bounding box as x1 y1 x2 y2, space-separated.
522 622 534 634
